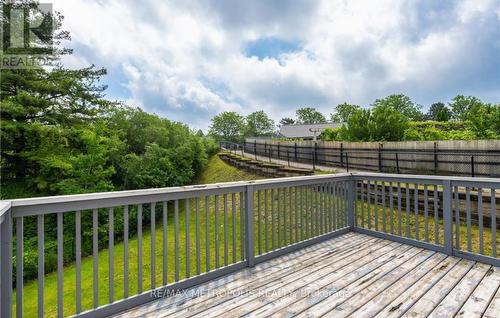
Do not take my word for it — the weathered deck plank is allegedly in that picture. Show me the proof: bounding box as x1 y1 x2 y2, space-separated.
179 239 400 318
456 266 500 317
324 252 445 317
152 234 379 318
483 281 500 318
112 233 500 318
428 262 491 317
351 254 449 317
236 242 408 318
400 259 475 317
122 232 362 317
271 246 420 318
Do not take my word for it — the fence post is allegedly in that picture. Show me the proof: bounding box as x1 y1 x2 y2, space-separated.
278 142 280 160
268 143 271 163
396 152 400 174
442 180 453 255
0 209 13 318
340 143 344 167
294 142 297 162
471 156 475 177
347 177 355 229
345 153 349 172
378 143 383 172
245 184 255 267
254 140 257 160
313 142 317 170
433 142 438 173
287 150 290 166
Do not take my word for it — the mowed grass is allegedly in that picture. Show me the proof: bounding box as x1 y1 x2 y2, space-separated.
16 155 265 317
356 198 500 257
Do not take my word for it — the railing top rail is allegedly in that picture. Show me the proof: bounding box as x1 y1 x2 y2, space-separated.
7 173 351 216
5 172 499 216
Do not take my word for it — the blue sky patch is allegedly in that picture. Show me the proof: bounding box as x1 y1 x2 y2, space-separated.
244 37 301 60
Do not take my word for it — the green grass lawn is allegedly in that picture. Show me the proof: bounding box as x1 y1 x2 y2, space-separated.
13 156 499 317
15 155 344 317
15 155 265 317
356 198 500 256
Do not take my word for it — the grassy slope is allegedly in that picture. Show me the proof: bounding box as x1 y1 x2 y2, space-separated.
17 155 263 317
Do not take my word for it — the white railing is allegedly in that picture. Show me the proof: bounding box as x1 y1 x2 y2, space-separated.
0 172 498 317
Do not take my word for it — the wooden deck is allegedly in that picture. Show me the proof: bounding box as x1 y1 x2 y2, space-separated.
115 233 500 318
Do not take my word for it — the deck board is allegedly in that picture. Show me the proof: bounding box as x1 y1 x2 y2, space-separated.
113 232 500 318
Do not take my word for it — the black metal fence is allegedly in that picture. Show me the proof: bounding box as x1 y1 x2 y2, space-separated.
220 141 500 177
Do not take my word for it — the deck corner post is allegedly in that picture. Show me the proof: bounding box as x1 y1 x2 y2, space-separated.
442 179 453 255
245 184 255 267
347 177 355 229
0 208 13 318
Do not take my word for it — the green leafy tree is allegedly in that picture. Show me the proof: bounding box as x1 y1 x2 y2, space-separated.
449 95 484 121
208 111 245 143
344 108 372 141
55 129 117 194
370 104 409 141
372 94 423 121
295 107 326 124
330 103 361 123
467 103 500 138
427 102 451 122
245 110 275 137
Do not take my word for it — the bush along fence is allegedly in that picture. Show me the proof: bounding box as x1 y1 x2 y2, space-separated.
231 139 500 177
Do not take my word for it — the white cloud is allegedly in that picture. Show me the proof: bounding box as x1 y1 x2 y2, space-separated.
52 0 499 130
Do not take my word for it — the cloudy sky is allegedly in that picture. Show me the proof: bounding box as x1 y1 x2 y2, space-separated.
53 0 499 130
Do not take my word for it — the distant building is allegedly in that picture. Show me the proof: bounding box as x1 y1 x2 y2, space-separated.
279 122 341 140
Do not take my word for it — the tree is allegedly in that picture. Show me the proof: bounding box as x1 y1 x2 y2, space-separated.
370 104 409 141
427 102 451 122
330 103 361 123
372 94 423 121
245 110 275 137
279 117 295 125
295 107 326 124
344 109 372 141
208 111 245 143
449 95 484 121
467 103 500 138
0 2 115 186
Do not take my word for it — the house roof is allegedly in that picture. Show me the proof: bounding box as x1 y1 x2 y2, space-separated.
279 123 341 138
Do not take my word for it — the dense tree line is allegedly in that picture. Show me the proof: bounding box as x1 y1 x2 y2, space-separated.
208 95 499 143
0 2 217 282
324 94 499 141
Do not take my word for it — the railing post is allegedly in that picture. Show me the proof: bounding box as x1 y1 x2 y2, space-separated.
347 177 355 229
1 209 13 318
442 180 453 255
294 142 298 162
245 184 255 267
